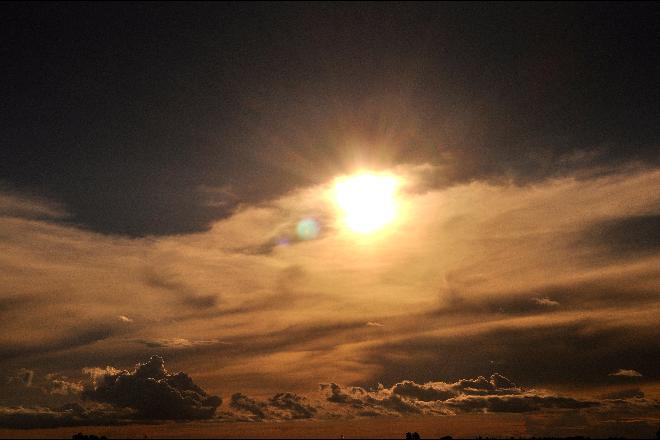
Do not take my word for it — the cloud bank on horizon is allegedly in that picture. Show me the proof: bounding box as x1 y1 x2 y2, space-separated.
1 355 657 437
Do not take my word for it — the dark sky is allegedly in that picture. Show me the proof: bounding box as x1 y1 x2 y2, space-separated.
2 2 659 236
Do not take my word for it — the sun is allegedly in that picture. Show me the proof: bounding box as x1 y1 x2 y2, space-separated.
334 172 401 234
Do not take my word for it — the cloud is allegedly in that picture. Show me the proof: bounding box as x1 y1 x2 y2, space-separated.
0 190 68 220
1 370 87 408
81 355 221 420
117 315 133 323
229 392 317 421
579 214 660 257
7 369 34 387
0 404 131 429
0 367 655 430
446 394 597 413
81 367 122 387
600 388 645 400
391 380 457 402
0 167 658 427
133 338 225 349
533 297 560 307
267 392 317 419
144 270 219 310
229 393 267 420
320 373 599 416
525 393 660 438
44 374 83 396
366 321 385 327
609 369 643 377
361 317 660 389
0 326 114 362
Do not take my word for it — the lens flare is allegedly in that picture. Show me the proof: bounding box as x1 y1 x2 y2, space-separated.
334 173 400 234
296 218 320 240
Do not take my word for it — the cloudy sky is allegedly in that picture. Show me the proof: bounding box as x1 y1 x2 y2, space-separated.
1 3 659 438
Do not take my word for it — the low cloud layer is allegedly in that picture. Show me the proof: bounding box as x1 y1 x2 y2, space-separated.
320 374 599 417
0 362 658 434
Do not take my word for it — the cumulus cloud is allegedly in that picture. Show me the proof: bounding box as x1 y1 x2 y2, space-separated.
391 380 458 401
81 355 221 420
229 393 267 420
44 374 83 396
321 374 598 416
229 391 317 421
609 369 643 377
1 367 657 430
267 392 317 419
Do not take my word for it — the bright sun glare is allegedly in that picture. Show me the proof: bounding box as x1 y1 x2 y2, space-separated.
334 172 400 234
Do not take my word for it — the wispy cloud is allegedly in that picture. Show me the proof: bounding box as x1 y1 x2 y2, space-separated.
0 166 658 429
608 369 643 377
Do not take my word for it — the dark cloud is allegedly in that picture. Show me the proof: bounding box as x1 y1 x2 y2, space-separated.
322 373 599 416
229 393 267 420
0 326 113 361
321 382 422 415
81 355 221 420
144 270 218 309
579 214 660 258
322 383 368 407
2 3 658 236
268 393 317 419
600 388 645 400
7 369 34 387
229 392 316 420
0 403 131 429
436 280 660 318
0 369 84 408
446 394 597 413
525 397 660 439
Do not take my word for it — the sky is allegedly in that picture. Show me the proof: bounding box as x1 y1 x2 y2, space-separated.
1 2 659 438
